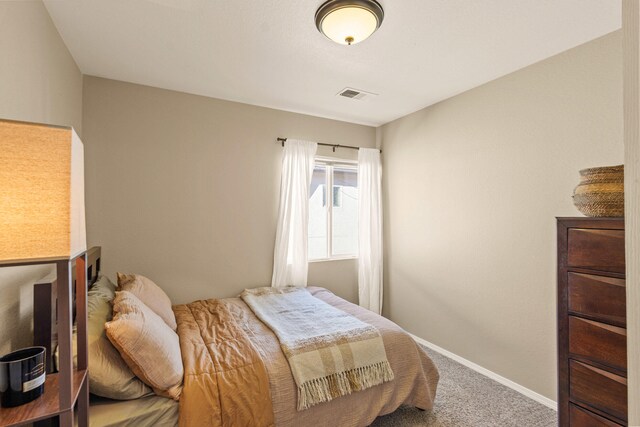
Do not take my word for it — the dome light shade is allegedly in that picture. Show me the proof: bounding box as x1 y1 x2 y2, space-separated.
315 0 384 46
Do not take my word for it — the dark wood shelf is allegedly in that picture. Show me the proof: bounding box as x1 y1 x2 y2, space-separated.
0 370 87 427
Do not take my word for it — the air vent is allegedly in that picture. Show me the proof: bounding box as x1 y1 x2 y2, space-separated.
337 87 378 101
340 89 361 98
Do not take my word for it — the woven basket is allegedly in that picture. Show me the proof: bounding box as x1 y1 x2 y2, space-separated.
572 165 624 217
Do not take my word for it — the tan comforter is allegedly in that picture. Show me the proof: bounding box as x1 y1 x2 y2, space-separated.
174 287 439 427
173 299 274 427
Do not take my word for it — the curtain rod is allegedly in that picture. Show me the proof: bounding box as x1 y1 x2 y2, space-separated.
276 137 381 153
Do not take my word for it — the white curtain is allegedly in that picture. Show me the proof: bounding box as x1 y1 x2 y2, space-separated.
271 139 318 288
358 148 383 314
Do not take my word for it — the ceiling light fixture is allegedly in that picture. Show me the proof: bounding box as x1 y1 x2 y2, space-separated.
315 0 384 46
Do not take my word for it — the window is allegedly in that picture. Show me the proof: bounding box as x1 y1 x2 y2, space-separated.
308 160 358 260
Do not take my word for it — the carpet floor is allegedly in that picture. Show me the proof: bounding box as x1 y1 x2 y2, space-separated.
371 346 557 427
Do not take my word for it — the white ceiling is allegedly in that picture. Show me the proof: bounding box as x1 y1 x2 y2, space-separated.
44 0 621 127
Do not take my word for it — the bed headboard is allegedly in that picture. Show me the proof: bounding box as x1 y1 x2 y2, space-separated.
33 246 102 373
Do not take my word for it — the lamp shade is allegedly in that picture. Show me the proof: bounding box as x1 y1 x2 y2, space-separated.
0 120 86 262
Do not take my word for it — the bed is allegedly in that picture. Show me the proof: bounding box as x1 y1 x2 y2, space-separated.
34 247 439 426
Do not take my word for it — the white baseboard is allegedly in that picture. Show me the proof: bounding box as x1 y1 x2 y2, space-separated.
409 333 557 411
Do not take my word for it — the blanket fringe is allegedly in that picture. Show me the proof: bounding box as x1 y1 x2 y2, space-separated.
297 360 395 410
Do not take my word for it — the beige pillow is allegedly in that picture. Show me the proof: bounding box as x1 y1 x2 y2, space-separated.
117 273 177 331
105 291 183 400
55 275 151 400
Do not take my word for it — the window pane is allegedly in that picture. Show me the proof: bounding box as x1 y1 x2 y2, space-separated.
332 167 358 256
308 165 327 259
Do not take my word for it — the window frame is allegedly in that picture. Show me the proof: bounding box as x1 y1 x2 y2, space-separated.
309 157 359 263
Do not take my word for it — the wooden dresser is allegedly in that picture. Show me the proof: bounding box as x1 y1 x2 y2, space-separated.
557 218 627 426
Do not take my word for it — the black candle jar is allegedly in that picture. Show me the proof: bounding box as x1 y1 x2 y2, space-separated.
0 346 46 407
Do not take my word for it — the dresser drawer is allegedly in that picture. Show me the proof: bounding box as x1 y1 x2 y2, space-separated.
569 316 627 371
570 404 623 426
568 229 625 274
568 273 626 326
570 360 627 422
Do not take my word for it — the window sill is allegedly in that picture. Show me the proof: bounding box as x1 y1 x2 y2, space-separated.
309 256 358 263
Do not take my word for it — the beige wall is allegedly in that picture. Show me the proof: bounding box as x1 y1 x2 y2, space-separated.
0 2 82 133
82 76 375 304
0 1 83 354
380 31 623 400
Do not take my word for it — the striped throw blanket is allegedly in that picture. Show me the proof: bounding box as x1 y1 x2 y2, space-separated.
241 287 394 410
